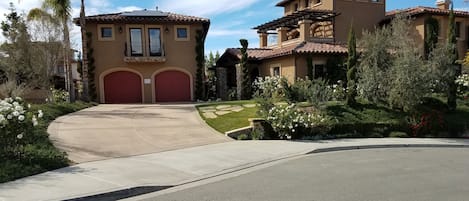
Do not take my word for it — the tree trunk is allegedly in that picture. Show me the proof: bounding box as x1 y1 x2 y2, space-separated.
80 0 89 102
64 17 75 102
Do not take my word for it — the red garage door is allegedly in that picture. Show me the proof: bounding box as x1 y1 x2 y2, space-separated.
155 70 191 102
104 71 142 104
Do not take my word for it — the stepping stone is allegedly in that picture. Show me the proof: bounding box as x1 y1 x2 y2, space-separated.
216 105 232 110
202 112 217 119
199 106 215 110
243 104 257 108
232 108 245 112
200 109 217 112
215 111 231 116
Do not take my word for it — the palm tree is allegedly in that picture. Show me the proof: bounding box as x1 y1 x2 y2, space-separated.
80 0 89 102
37 0 75 102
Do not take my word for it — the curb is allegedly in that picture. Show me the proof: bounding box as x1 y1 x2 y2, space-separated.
71 143 469 201
307 144 469 154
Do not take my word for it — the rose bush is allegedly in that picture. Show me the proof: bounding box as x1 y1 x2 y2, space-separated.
266 103 331 139
0 97 43 158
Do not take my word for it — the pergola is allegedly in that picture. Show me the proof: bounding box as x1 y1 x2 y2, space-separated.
253 9 340 33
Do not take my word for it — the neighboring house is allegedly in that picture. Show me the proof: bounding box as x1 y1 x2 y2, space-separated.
384 1 469 61
216 0 469 100
75 8 209 104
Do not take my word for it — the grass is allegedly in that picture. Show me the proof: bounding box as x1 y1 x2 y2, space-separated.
197 100 259 133
0 101 96 183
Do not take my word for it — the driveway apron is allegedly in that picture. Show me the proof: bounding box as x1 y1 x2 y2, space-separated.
48 104 231 163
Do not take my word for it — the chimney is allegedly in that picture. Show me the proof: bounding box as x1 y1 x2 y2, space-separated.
436 0 450 10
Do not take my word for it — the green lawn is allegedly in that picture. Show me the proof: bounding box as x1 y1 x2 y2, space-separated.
0 102 96 183
197 100 259 133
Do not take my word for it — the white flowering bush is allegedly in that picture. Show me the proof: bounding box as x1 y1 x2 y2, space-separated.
0 97 43 157
266 103 330 139
253 76 287 100
329 80 346 101
456 74 469 99
50 88 69 103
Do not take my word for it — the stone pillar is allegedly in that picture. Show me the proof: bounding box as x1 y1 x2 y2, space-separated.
277 27 289 47
259 32 268 48
299 20 312 42
216 67 228 100
236 64 242 100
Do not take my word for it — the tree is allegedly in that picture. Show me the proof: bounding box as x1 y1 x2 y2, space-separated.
195 29 205 100
0 3 34 96
346 25 358 106
39 0 75 102
358 28 392 104
358 14 433 112
239 39 251 100
447 3 459 111
27 8 63 90
79 0 89 102
424 17 439 59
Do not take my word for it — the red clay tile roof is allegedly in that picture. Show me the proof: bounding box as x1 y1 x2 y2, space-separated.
386 6 469 18
225 41 347 61
74 10 210 25
276 0 292 6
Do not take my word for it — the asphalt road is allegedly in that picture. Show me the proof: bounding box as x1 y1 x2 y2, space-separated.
149 148 469 201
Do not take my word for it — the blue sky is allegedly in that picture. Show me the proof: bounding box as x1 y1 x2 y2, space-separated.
1 0 469 54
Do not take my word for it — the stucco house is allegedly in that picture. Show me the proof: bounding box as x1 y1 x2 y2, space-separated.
216 0 469 100
76 9 209 104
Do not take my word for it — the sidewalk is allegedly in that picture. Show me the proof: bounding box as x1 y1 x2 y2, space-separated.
1 138 469 201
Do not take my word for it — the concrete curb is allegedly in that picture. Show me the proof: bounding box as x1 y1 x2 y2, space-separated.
80 142 469 201
307 143 469 154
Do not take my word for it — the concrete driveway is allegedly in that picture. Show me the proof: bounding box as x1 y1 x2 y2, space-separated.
48 104 231 163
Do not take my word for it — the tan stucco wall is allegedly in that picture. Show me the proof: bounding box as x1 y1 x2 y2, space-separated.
333 0 385 42
413 15 469 60
86 22 204 103
295 55 330 79
259 56 296 83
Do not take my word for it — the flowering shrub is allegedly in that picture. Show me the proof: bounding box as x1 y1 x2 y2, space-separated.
265 103 330 139
329 80 346 101
50 88 69 103
456 74 469 99
408 110 445 137
0 97 43 158
253 76 287 100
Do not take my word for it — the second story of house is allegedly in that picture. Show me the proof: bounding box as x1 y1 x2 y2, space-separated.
256 0 385 48
385 0 469 60
75 9 209 67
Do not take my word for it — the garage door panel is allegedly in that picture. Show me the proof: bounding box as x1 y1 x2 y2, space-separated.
104 71 142 104
155 70 191 102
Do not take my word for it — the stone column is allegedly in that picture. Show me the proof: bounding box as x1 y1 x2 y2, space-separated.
259 32 268 48
216 67 228 100
299 20 312 42
236 64 242 100
277 27 289 47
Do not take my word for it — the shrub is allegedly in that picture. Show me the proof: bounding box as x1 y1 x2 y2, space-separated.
0 97 43 159
265 103 331 139
250 127 265 140
50 88 69 103
389 132 408 138
237 134 249 141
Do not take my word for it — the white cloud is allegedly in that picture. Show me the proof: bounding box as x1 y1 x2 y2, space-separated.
156 0 261 17
209 28 256 37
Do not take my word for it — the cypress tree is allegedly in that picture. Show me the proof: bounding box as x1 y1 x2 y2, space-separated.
346 25 358 106
195 30 205 101
447 2 459 111
239 39 251 100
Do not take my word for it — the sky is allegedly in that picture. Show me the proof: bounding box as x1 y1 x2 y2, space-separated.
1 0 469 55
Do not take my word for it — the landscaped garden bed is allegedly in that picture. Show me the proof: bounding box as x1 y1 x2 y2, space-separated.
0 99 95 183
